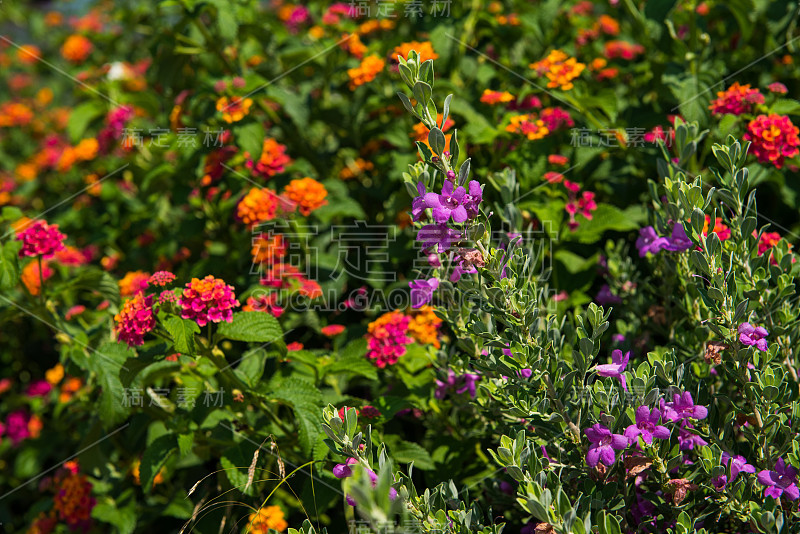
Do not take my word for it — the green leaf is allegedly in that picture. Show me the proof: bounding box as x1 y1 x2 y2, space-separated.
164 315 200 355
87 342 134 427
177 433 194 458
235 122 266 161
325 356 377 381
389 440 435 470
271 378 323 455
91 491 137 534
565 204 644 244
217 311 283 343
141 434 177 494
771 98 800 115
67 101 104 143
234 348 269 387
0 240 22 290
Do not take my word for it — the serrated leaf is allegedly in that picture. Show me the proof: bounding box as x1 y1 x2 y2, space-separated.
141 434 177 493
325 356 378 381
177 433 194 458
217 311 283 343
88 342 134 427
164 316 200 355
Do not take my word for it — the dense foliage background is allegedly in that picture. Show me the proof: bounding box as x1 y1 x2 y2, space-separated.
1 0 800 533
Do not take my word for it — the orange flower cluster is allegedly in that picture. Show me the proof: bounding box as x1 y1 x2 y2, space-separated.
339 157 374 180
237 187 280 226
0 102 34 127
506 114 550 140
56 138 98 171
393 41 439 63
53 464 96 530
283 177 328 216
481 89 514 105
530 50 585 90
577 14 620 45
216 96 253 123
412 113 455 142
708 82 764 116
604 40 645 60
21 260 53 295
251 232 287 265
248 506 288 533
16 44 40 65
341 33 367 59
348 55 385 90
358 19 395 35
119 270 150 297
60 34 93 63
246 138 292 179
702 215 731 241
407 305 442 348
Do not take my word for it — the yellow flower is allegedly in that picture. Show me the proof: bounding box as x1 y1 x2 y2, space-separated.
216 96 253 123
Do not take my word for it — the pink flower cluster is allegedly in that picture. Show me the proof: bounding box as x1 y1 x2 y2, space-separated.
16 220 66 258
539 107 574 132
178 275 240 327
744 113 800 169
98 105 135 152
366 311 413 368
564 180 597 231
114 293 156 346
708 82 764 116
148 270 176 287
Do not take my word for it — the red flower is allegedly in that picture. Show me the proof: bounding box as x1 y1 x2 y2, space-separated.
744 114 800 169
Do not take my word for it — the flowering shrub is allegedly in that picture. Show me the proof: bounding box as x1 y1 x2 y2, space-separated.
2 1 800 533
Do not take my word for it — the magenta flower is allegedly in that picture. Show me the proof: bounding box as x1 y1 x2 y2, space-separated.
714 453 755 490
411 182 429 221
738 322 769 352
435 370 481 399
677 421 708 450
5 411 30 446
333 457 358 479
624 406 670 445
409 278 439 308
663 391 708 422
462 180 483 219
758 458 799 501
425 181 469 223
26 380 52 398
417 224 461 253
635 226 668 257
16 220 66 259
663 223 693 252
584 423 628 467
594 349 630 391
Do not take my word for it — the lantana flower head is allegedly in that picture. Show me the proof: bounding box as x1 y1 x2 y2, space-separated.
114 293 156 346
283 177 328 216
708 82 764 116
149 271 176 287
247 505 289 533
406 305 442 348
744 113 800 169
179 276 240 327
215 96 253 124
365 311 413 368
16 220 66 258
119 270 150 297
237 187 280 226
348 55 385 89
245 138 292 179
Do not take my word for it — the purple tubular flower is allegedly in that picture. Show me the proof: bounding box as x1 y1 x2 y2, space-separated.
663 223 693 252
664 391 708 422
411 182 429 221
455 373 481 398
677 421 708 450
434 370 457 399
758 458 800 501
636 226 669 257
594 349 630 391
584 423 628 467
596 284 622 306
624 406 671 445
738 322 769 352
462 180 483 219
333 457 358 479
417 224 461 253
721 453 755 486
409 278 439 308
425 181 469 223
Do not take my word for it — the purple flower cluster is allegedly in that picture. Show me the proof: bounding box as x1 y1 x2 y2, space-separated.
738 322 769 352
635 223 693 257
435 370 481 399
584 391 709 467
332 457 399 506
408 177 485 306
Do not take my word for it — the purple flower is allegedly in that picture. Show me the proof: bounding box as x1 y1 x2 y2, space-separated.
344 464 398 506
757 458 800 501
333 457 358 479
424 181 469 223
636 226 669 257
596 284 622 306
417 224 461 253
594 349 630 391
677 421 708 450
663 223 693 252
434 370 457 399
624 406 671 445
517 368 533 379
738 322 769 352
409 278 439 308
584 423 628 467
462 180 483 219
663 391 708 422
411 182 429 221
714 453 755 489
456 373 481 397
